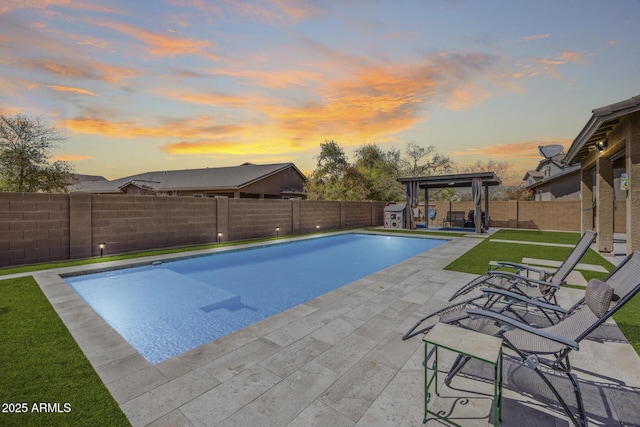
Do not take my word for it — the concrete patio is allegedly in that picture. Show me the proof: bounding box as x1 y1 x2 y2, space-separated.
32 232 640 426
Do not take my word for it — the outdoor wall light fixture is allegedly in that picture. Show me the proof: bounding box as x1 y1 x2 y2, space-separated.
217 232 222 243
276 227 280 236
596 139 608 152
98 242 106 258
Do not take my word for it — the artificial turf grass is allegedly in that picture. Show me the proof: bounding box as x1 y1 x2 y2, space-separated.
0 277 130 427
444 229 616 276
443 229 640 354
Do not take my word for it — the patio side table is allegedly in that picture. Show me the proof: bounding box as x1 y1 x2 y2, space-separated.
422 323 503 426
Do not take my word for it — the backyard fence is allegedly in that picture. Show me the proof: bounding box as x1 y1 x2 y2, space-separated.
1 192 625 267
0 193 385 267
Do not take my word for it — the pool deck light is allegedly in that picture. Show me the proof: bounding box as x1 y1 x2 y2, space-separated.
276 227 280 237
217 232 222 243
98 242 106 258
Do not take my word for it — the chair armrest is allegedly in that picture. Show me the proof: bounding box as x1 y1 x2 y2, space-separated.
487 271 563 289
465 308 580 350
479 288 569 315
491 261 547 276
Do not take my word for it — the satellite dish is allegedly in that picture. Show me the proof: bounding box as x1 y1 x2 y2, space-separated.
538 144 564 159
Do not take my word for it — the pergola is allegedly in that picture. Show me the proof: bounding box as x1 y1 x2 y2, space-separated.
397 172 502 233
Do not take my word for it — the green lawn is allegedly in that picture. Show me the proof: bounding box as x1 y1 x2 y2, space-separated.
0 277 130 427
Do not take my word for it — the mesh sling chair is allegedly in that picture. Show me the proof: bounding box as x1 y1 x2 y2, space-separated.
403 230 598 341
441 251 640 427
448 230 597 304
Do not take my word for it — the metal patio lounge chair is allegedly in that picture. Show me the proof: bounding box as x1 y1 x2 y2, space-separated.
442 251 640 427
403 230 598 340
448 230 597 304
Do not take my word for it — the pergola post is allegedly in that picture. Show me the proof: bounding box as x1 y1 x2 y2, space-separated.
424 188 429 228
484 185 489 230
472 177 482 233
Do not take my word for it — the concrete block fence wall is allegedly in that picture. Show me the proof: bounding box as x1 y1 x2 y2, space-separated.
423 199 625 233
424 200 592 232
0 193 386 267
2 192 623 268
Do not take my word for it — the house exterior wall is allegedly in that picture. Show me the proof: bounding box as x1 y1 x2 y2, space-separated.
626 111 640 254
574 110 639 254
531 172 581 201
0 193 385 267
239 167 306 198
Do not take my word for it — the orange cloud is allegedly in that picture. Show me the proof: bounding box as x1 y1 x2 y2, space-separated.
21 58 138 84
453 140 571 159
153 52 499 156
93 19 218 59
514 51 585 79
222 0 320 24
156 88 253 108
52 153 94 162
0 0 123 15
47 85 99 96
211 67 325 89
442 84 492 111
161 140 294 156
66 116 245 140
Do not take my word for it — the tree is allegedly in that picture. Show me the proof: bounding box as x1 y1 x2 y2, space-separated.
457 159 511 183
401 142 452 177
454 160 513 201
306 140 368 200
353 144 404 201
503 184 535 201
0 113 74 192
307 140 452 201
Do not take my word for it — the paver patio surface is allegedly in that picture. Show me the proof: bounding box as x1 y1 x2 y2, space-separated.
32 232 640 426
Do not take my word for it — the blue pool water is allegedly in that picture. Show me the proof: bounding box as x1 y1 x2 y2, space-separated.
65 233 445 364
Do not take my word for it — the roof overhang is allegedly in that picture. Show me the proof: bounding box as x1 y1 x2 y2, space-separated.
564 94 640 165
398 172 501 189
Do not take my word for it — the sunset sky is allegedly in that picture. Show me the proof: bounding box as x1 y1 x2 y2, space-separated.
1 0 639 184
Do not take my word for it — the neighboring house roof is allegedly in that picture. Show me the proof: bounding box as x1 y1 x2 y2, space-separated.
525 164 581 190
71 163 307 194
534 154 564 170
71 173 108 182
522 170 543 181
564 94 640 164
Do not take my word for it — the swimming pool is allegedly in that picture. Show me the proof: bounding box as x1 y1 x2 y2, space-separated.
65 233 445 364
